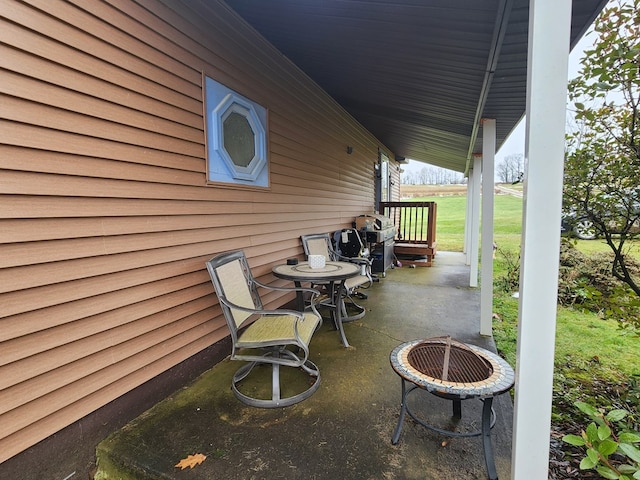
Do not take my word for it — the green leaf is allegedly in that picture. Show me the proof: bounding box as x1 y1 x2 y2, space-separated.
619 443 640 463
606 409 629 422
587 423 600 442
598 438 619 457
580 456 597 470
633 470 640 480
599 424 613 441
563 434 586 446
596 465 621 479
575 102 585 110
577 402 600 418
618 465 638 474
587 447 600 463
619 432 640 444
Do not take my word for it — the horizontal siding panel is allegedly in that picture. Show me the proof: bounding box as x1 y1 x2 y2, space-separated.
0 296 218 372
0 213 356 268
0 44 202 130
2 71 203 144
28 0 202 89
3 0 201 100
0 271 212 328
2 96 203 158
1 166 368 201
0 146 205 186
0 241 225 297
0 193 356 219
0 212 337 244
0 331 223 462
0 307 217 410
0 21 200 114
1 121 204 172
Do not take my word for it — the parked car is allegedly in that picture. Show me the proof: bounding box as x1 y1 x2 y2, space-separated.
561 199 640 240
561 212 598 240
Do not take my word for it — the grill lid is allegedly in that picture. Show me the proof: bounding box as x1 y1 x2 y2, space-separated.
407 336 493 384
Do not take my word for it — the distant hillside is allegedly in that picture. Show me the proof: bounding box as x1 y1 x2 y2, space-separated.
400 184 467 198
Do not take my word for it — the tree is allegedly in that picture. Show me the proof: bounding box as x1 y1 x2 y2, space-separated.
400 164 465 185
497 153 524 183
564 0 640 306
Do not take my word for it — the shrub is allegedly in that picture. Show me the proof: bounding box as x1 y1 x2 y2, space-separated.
558 241 640 331
563 402 640 479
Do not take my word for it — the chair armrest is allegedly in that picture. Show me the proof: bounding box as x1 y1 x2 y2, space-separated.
253 278 321 298
218 284 322 319
349 257 373 266
333 251 372 266
219 296 314 320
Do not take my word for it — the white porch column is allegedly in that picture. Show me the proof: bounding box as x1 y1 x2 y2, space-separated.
469 155 482 287
480 118 496 336
512 0 571 478
465 169 475 262
464 180 471 257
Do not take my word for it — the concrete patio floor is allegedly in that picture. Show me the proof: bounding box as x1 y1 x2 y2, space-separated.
94 252 514 480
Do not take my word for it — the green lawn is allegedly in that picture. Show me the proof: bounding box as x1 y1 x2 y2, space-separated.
407 194 639 382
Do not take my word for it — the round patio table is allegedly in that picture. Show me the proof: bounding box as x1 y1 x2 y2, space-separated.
272 261 360 347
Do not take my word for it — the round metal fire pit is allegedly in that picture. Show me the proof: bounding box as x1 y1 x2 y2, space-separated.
390 337 515 480
391 337 513 399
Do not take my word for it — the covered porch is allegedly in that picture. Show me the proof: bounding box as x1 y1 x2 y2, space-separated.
96 252 514 479
0 0 609 477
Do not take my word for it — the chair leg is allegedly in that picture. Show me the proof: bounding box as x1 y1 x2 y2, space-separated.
231 350 321 408
341 294 366 322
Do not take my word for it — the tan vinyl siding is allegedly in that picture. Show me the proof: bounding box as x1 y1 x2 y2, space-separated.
0 0 395 461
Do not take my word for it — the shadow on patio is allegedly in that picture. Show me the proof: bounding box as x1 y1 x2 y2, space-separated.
95 252 513 480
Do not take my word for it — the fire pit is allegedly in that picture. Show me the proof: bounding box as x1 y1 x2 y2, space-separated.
390 337 514 480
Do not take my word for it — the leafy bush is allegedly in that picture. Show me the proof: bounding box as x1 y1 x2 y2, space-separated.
494 246 520 294
558 241 640 331
563 402 640 479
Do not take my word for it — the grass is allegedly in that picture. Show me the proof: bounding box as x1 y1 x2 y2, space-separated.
406 193 639 381
410 194 526 252
406 195 467 251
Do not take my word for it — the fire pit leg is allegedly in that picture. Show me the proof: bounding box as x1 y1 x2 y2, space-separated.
481 397 498 480
452 399 462 419
391 378 408 445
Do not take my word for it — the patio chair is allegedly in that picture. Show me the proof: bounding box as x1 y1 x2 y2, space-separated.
205 250 322 408
301 232 373 321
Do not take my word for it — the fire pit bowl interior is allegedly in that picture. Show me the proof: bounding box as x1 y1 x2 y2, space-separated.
407 337 493 384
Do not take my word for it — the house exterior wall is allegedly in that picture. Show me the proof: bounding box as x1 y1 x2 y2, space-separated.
0 0 397 464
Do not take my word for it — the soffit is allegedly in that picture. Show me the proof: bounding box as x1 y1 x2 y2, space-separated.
223 0 607 173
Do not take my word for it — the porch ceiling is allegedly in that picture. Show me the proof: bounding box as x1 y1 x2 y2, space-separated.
222 0 607 173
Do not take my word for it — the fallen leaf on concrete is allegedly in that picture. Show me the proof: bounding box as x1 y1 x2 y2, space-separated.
175 453 207 469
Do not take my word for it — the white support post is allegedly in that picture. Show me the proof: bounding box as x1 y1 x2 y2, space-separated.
480 118 496 336
511 0 571 478
464 180 471 257
469 155 481 287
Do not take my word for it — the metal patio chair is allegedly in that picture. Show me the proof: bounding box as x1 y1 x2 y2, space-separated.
301 232 373 321
205 250 322 408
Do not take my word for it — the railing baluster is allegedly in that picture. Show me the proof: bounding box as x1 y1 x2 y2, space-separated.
379 201 437 248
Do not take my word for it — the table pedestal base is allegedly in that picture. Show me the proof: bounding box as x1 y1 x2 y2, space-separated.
391 379 500 480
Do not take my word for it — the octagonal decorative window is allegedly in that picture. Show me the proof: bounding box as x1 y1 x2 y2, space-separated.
223 112 255 167
204 75 269 188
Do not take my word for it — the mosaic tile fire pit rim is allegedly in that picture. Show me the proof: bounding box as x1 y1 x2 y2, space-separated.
390 338 515 398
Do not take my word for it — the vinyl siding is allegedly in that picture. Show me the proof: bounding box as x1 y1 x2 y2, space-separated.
0 0 397 462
